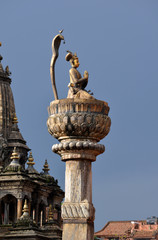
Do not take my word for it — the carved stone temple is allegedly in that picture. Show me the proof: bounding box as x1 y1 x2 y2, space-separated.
0 47 64 239
47 32 111 240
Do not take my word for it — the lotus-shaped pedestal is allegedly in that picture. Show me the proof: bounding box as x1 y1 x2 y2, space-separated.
47 98 111 161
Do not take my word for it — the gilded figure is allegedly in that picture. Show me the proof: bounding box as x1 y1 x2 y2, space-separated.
65 51 94 99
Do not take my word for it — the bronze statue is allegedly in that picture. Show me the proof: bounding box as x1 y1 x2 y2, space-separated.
65 51 94 99
50 32 94 100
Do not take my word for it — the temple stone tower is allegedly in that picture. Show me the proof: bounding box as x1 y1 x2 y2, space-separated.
0 54 29 169
47 31 111 240
0 45 64 240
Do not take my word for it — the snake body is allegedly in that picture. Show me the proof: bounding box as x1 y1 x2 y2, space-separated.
50 32 64 100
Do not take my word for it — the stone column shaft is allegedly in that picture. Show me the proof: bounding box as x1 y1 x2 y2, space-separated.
62 159 94 240
65 160 92 203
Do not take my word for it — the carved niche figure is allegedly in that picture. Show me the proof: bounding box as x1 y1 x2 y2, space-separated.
65 51 94 99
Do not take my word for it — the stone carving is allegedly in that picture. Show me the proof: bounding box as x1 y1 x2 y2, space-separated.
62 202 95 220
48 113 110 141
52 140 105 161
0 191 20 200
47 99 111 141
52 141 105 153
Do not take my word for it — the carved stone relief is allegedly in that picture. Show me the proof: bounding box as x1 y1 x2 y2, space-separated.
62 202 95 221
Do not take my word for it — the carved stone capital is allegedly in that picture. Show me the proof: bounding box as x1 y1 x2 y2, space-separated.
61 202 95 221
47 98 111 142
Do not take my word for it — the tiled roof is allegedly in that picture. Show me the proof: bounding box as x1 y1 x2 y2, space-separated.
132 230 157 238
95 221 145 237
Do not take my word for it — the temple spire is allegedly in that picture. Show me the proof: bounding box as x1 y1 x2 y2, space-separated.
0 43 15 138
0 46 29 169
27 152 35 167
20 199 29 219
5 147 22 172
42 159 50 175
27 151 39 175
12 112 18 124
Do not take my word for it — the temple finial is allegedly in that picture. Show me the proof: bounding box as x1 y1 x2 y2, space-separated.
20 199 29 219
0 43 3 62
5 65 11 76
0 42 3 63
12 113 18 124
10 147 19 160
42 159 50 175
4 147 22 172
27 152 35 166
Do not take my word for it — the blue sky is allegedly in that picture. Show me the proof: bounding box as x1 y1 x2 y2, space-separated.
1 0 158 231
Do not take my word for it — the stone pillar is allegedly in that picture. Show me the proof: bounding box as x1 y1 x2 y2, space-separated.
17 198 23 219
62 159 94 240
47 98 111 240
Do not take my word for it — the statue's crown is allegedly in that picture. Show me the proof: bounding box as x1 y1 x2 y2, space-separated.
65 51 78 62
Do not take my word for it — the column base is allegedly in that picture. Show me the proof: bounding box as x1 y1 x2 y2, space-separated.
62 222 94 240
